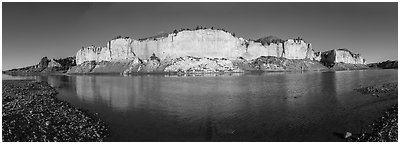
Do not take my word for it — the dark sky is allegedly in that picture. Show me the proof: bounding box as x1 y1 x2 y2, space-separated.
2 2 398 70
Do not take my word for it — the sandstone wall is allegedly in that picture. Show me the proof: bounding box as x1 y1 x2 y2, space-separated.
132 30 246 60
75 29 317 65
334 49 365 64
246 41 284 59
321 49 365 65
108 39 136 61
76 46 100 64
283 39 309 59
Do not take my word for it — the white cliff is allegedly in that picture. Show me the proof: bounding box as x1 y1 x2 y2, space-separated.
69 29 368 74
321 49 365 65
75 29 318 65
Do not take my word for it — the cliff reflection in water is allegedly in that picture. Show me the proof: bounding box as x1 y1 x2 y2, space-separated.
41 71 364 117
75 76 133 110
73 74 253 114
54 70 391 115
71 72 344 122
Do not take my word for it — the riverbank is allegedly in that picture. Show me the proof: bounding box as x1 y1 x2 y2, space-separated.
347 82 398 142
2 80 109 142
347 104 398 142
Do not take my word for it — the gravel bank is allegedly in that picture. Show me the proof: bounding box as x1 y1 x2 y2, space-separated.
355 82 397 96
2 80 109 142
348 104 397 142
348 82 398 142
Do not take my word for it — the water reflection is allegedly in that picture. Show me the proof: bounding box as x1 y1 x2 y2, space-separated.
319 72 338 106
75 76 132 110
75 76 97 103
70 72 344 114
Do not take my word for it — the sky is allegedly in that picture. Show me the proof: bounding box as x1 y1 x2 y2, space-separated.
2 2 398 70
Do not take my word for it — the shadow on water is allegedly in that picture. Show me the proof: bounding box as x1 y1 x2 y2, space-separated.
320 72 338 107
205 110 217 141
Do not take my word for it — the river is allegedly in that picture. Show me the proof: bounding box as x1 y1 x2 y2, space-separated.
2 69 398 141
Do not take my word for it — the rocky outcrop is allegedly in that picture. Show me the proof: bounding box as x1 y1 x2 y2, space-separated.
53 57 76 69
38 57 50 71
246 56 327 71
48 60 62 67
75 29 319 65
313 52 322 61
320 49 366 67
163 57 243 73
329 63 369 71
3 57 76 74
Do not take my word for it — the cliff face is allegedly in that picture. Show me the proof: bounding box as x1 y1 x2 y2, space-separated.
321 49 365 66
75 29 318 65
69 29 368 74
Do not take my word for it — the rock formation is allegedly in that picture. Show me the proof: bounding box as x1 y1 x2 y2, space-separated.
48 60 62 67
320 49 366 67
75 29 320 65
68 28 367 74
37 57 50 71
247 56 327 71
3 57 76 74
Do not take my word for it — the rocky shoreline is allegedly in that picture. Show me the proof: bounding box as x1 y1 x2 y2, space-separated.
347 104 398 142
2 80 109 142
347 82 398 142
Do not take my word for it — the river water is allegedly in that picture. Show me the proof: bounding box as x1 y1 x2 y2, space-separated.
2 69 398 141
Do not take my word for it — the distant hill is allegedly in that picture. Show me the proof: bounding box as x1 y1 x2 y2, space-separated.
368 60 398 69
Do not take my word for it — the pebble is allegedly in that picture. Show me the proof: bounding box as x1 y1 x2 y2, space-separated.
344 132 352 139
45 121 51 126
2 80 109 142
